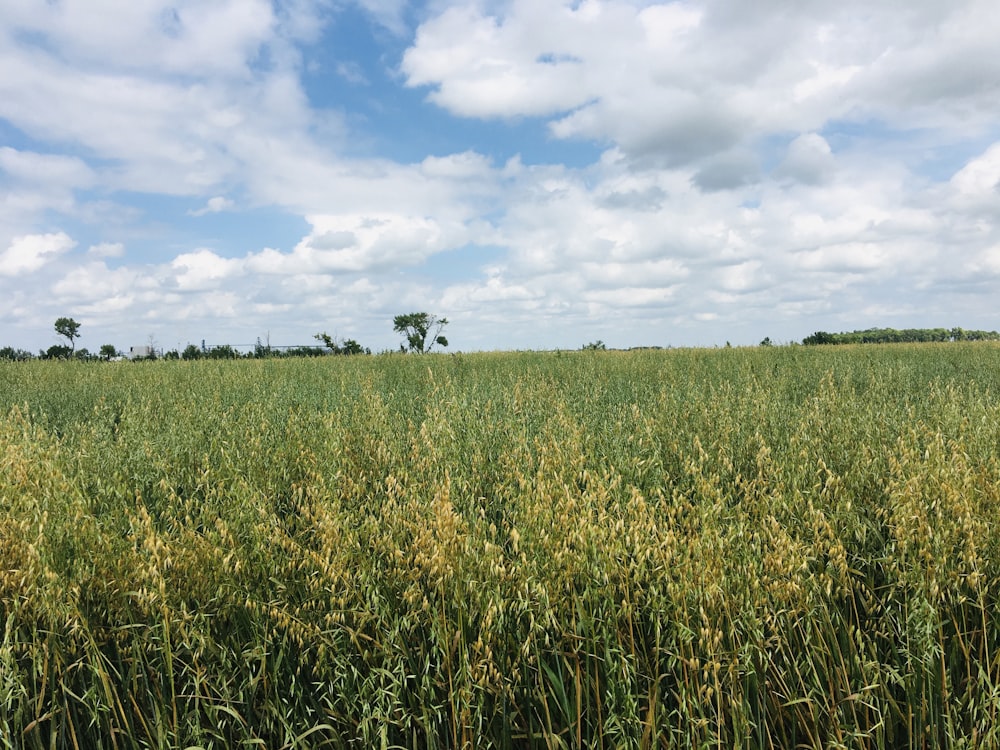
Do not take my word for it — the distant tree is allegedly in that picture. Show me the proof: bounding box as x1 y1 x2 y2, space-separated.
582 340 607 351
99 344 118 361
315 332 371 356
182 344 202 361
163 349 180 360
315 332 338 352
802 331 835 345
340 338 369 355
0 346 33 361
206 345 239 359
760 337 773 347
393 313 449 354
44 344 73 359
803 327 1000 345
54 317 81 353
284 345 327 357
254 337 270 358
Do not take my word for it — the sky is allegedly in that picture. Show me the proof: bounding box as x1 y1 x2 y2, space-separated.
1 0 999 354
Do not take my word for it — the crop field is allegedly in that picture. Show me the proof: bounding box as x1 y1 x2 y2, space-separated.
3 344 1000 748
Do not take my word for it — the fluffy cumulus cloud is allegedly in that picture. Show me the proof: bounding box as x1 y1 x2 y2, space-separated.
404 0 1000 163
0 233 77 277
242 211 473 277
1 0 1000 351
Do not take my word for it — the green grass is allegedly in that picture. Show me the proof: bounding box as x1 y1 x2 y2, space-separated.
2 344 1000 747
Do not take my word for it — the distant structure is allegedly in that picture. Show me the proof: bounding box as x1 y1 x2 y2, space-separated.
128 345 153 360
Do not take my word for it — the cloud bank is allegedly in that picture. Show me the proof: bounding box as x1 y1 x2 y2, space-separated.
1 0 999 352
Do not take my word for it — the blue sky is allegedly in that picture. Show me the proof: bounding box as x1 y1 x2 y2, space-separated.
2 0 1000 354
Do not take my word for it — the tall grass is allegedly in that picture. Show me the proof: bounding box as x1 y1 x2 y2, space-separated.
2 344 1000 747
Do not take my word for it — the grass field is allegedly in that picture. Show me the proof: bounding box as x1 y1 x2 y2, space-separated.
2 344 1000 748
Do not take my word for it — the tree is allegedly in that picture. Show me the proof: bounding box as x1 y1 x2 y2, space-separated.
206 344 238 359
393 313 449 354
760 337 773 347
340 339 369 355
582 340 606 351
802 331 835 345
100 344 118 361
315 332 370 355
44 344 73 359
0 346 32 361
54 317 81 353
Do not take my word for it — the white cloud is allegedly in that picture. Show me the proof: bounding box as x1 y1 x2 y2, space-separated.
170 249 243 291
335 61 369 85
420 151 495 180
403 0 1000 167
189 196 236 216
88 242 126 258
440 272 540 311
0 233 77 276
0 147 95 188
2 0 276 78
352 0 410 36
775 134 837 186
2 0 1000 351
950 142 1000 198
248 213 459 274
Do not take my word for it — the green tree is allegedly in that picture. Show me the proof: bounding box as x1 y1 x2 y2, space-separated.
802 331 835 345
315 333 369 355
44 344 73 359
206 345 239 359
54 317 81 353
340 339 368 355
582 340 606 351
99 344 118 361
314 332 339 352
393 313 449 354
0 347 32 361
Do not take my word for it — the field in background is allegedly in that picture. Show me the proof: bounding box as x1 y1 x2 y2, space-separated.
3 345 1000 748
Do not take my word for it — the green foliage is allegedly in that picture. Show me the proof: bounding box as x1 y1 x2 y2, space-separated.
393 312 449 353
314 332 370 355
582 340 607 350
3 344 1000 747
280 345 327 357
99 344 118 361
42 344 73 359
181 344 202 360
804 326 1000 345
205 344 239 359
0 346 33 361
53 317 81 352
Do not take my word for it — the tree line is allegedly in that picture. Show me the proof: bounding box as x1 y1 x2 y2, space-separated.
801 327 1000 345
6 318 998 361
1 313 450 361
